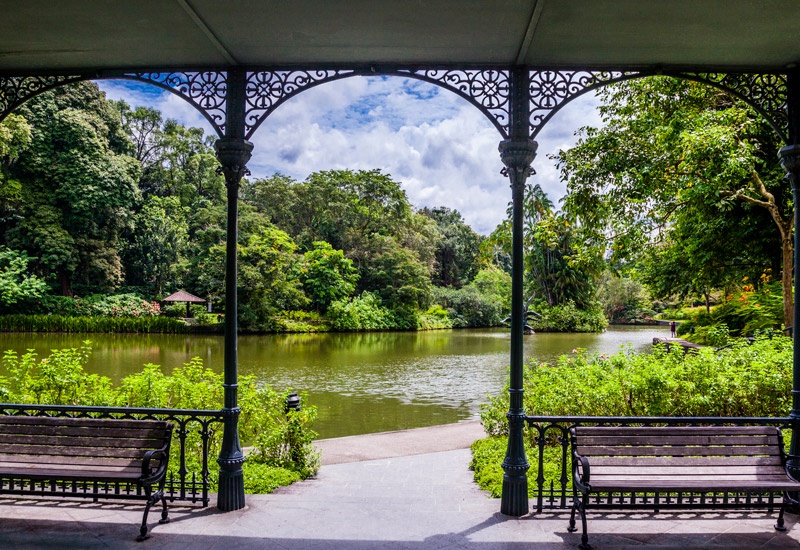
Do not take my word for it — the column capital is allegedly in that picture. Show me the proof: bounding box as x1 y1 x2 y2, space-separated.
215 137 254 186
779 144 800 179
499 138 538 169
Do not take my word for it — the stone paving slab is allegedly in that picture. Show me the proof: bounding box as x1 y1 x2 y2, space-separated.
1 425 800 549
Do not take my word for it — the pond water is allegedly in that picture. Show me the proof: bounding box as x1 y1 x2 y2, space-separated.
0 325 668 438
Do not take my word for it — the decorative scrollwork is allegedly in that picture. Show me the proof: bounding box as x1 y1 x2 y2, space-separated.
401 69 510 137
529 70 641 138
0 74 85 120
127 71 228 137
676 72 788 142
244 70 354 138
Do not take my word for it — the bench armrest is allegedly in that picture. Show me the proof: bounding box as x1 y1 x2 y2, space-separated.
572 451 591 494
141 446 170 485
783 454 800 483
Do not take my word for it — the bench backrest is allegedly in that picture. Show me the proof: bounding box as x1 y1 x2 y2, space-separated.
0 415 172 478
570 425 786 483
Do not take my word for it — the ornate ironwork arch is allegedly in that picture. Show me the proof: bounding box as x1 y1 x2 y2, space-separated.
527 69 788 143
0 71 229 138
121 71 229 138
2 67 789 145
528 70 644 139
669 72 788 142
0 74 86 121
243 70 355 139
241 67 512 140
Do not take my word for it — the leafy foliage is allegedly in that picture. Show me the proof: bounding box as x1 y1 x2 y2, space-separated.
0 246 48 311
557 76 790 325
1 345 319 492
473 335 793 495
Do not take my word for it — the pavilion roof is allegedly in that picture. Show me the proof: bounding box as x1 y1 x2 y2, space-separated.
161 290 206 304
1 1 799 73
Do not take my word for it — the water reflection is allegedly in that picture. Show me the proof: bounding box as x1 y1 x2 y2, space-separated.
0 326 668 438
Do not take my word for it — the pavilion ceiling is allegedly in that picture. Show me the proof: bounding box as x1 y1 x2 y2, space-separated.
1 0 799 73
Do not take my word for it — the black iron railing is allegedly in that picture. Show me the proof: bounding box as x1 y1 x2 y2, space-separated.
523 415 795 513
0 403 225 506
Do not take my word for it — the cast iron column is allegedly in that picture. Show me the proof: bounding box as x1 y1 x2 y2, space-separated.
499 67 537 516
780 68 800 482
215 68 253 511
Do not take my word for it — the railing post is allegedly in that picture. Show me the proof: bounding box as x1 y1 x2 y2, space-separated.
499 66 537 517
215 67 253 511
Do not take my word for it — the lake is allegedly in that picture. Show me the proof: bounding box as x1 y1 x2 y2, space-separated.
0 325 668 438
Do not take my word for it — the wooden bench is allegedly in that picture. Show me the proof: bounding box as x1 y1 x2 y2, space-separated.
568 425 800 549
0 415 173 541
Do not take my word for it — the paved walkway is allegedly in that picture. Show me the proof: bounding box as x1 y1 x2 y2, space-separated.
1 421 800 549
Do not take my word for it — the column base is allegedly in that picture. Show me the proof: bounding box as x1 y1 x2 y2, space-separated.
500 472 529 516
217 467 246 511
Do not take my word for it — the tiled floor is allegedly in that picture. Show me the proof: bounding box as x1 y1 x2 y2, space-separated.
1 448 799 549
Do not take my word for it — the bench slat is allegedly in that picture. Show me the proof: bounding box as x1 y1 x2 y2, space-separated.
0 445 145 459
0 424 169 439
0 455 143 468
0 434 167 449
573 426 778 436
587 466 788 476
589 480 800 491
580 445 780 457
0 466 143 481
588 456 783 467
0 416 167 430
577 434 778 447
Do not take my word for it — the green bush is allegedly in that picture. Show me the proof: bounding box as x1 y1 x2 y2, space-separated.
328 291 394 331
0 314 187 333
474 336 793 494
1 345 319 493
674 284 784 343
417 304 453 330
531 301 607 333
431 285 504 328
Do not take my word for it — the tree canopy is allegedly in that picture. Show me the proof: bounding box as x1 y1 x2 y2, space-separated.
557 76 790 324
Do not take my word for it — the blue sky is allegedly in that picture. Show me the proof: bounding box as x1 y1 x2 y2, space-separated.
98 76 601 235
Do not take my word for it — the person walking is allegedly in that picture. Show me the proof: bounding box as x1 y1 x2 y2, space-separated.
670 321 677 338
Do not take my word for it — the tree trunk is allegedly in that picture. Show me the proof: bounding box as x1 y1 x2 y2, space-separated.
782 235 794 329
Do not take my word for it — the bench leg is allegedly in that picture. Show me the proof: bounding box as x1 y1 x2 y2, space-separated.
137 485 161 542
776 500 788 532
159 486 170 525
568 493 592 550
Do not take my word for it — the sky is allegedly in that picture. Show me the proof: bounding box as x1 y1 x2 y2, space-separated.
97 76 602 236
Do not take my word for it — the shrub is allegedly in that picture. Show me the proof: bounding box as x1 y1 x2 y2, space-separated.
0 314 187 333
328 291 394 331
431 285 504 328
473 335 793 495
531 301 607 333
417 304 453 330
1 345 319 492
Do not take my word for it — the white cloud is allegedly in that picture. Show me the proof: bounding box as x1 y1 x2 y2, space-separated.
97 76 601 235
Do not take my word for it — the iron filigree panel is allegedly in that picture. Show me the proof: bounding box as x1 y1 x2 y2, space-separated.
244 70 355 139
528 70 642 139
126 71 228 138
399 69 511 138
674 72 788 142
0 75 85 121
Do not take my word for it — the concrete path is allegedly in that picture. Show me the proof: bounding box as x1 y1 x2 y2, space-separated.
1 421 799 549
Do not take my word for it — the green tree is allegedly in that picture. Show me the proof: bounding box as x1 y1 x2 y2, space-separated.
123 195 189 295
7 83 141 295
302 241 358 313
419 206 482 288
557 77 790 324
0 246 47 310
